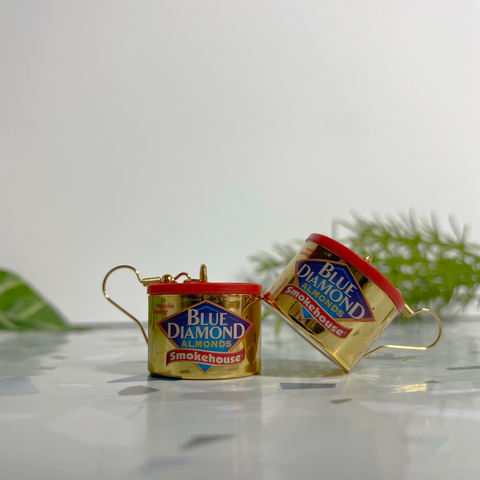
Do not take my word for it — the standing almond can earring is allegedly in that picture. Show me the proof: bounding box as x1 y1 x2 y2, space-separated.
103 265 262 379
264 234 442 372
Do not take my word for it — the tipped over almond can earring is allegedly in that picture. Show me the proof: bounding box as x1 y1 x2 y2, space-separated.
263 234 442 373
103 265 262 379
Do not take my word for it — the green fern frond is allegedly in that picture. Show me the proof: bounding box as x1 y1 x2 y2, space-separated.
337 212 480 313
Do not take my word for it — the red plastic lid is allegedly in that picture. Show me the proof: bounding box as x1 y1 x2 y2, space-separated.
147 282 262 295
306 234 405 313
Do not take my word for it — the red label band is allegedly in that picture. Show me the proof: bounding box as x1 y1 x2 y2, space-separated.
280 285 352 339
166 348 245 366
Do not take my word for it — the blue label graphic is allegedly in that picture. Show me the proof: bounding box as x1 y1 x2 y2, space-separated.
158 301 252 372
296 259 374 322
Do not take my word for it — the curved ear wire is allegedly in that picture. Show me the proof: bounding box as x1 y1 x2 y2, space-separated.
363 305 442 357
103 265 148 344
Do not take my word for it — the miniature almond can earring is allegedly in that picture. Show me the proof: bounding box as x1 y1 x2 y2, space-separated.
263 234 442 372
103 234 442 377
103 265 262 379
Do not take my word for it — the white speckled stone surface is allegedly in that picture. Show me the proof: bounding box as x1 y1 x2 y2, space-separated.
1 318 479 480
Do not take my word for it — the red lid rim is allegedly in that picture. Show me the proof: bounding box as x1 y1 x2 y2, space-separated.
306 234 405 313
147 282 263 295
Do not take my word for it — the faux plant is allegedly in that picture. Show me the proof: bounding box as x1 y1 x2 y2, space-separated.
0 270 69 331
248 213 480 325
337 212 480 314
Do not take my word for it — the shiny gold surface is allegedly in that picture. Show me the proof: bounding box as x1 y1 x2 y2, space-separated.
265 241 440 372
148 293 261 379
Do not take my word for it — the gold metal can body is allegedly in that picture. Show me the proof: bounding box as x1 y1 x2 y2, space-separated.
148 293 261 379
265 240 398 372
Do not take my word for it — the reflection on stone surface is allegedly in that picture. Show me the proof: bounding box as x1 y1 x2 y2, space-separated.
139 457 194 475
280 382 336 390
181 434 234 450
108 374 176 383
363 354 418 361
118 386 159 396
446 365 480 370
0 375 41 396
0 332 68 377
95 360 147 376
261 357 345 378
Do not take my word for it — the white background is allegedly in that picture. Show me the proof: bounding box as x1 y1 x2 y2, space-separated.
1 1 479 326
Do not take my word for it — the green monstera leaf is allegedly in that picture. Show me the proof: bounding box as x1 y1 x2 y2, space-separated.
0 270 69 331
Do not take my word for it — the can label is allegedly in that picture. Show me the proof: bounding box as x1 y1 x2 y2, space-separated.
280 259 374 338
158 301 253 372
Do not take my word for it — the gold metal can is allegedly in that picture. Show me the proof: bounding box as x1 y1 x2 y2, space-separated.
103 265 262 379
264 234 442 372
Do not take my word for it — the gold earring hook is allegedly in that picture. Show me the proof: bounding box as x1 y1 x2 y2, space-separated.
102 265 148 344
103 265 202 343
363 305 442 357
